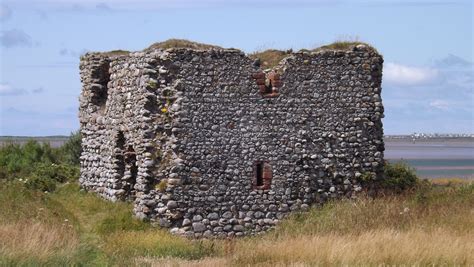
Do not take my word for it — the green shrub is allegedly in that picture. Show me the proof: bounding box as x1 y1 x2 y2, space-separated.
22 163 79 192
58 131 82 165
25 175 57 192
382 161 419 193
33 163 80 183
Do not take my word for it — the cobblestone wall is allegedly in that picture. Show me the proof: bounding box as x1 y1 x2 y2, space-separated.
79 43 384 237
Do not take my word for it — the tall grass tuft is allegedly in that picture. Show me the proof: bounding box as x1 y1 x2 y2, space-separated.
103 230 217 261
0 222 78 265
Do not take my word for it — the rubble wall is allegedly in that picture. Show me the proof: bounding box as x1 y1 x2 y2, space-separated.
79 44 384 237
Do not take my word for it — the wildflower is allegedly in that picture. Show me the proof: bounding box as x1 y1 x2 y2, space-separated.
400 207 410 214
161 107 168 113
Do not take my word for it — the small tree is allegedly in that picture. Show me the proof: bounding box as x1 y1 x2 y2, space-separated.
60 130 82 165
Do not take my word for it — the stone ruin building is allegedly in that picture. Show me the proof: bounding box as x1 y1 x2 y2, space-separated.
79 40 385 238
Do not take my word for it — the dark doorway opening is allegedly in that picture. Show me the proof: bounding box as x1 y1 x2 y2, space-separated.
115 131 138 200
124 145 138 200
115 131 126 178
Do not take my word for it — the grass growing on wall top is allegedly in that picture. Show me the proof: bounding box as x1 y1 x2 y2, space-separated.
312 41 376 52
99 38 379 70
103 49 131 57
249 41 377 69
249 49 292 69
145 38 223 51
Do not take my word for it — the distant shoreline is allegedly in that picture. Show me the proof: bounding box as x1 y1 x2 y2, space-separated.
1 135 472 179
1 135 473 149
0 136 69 148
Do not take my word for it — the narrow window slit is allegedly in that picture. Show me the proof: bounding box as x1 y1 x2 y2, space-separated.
256 162 264 186
253 160 272 190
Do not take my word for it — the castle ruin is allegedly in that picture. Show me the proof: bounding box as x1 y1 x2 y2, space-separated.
79 40 385 238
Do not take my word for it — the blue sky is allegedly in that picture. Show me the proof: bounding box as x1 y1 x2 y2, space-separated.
0 0 472 136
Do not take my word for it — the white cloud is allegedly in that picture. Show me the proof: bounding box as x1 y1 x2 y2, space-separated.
96 2 112 11
383 62 438 86
0 29 33 48
59 48 89 57
32 87 45 94
0 83 27 95
0 4 12 21
429 100 450 110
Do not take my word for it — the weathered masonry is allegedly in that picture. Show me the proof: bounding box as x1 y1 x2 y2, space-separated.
79 41 385 238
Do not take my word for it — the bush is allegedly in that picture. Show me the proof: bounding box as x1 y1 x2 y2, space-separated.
21 163 79 192
25 175 57 192
33 163 80 183
58 131 82 166
382 161 419 193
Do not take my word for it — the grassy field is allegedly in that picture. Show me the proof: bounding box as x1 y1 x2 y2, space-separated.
0 180 472 266
0 138 472 266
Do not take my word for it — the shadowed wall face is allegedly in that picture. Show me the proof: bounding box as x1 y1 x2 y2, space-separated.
79 44 384 238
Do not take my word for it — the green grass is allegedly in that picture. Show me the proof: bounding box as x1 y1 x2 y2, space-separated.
312 41 376 52
0 182 219 266
248 41 377 69
89 38 379 71
145 38 222 51
103 49 131 57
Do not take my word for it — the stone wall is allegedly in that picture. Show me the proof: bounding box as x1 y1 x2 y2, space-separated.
79 43 384 238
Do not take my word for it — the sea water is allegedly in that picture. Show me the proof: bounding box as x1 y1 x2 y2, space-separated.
385 139 474 179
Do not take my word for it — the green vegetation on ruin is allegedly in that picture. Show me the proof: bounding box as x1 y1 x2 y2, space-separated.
94 38 378 69
249 49 293 69
312 41 376 52
145 38 223 51
103 49 131 57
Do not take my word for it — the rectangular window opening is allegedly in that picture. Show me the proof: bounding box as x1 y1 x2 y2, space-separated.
256 162 264 186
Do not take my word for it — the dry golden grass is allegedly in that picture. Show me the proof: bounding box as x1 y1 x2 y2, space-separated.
431 177 473 186
137 256 229 267
231 228 473 266
137 229 474 266
139 184 473 266
0 221 78 261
